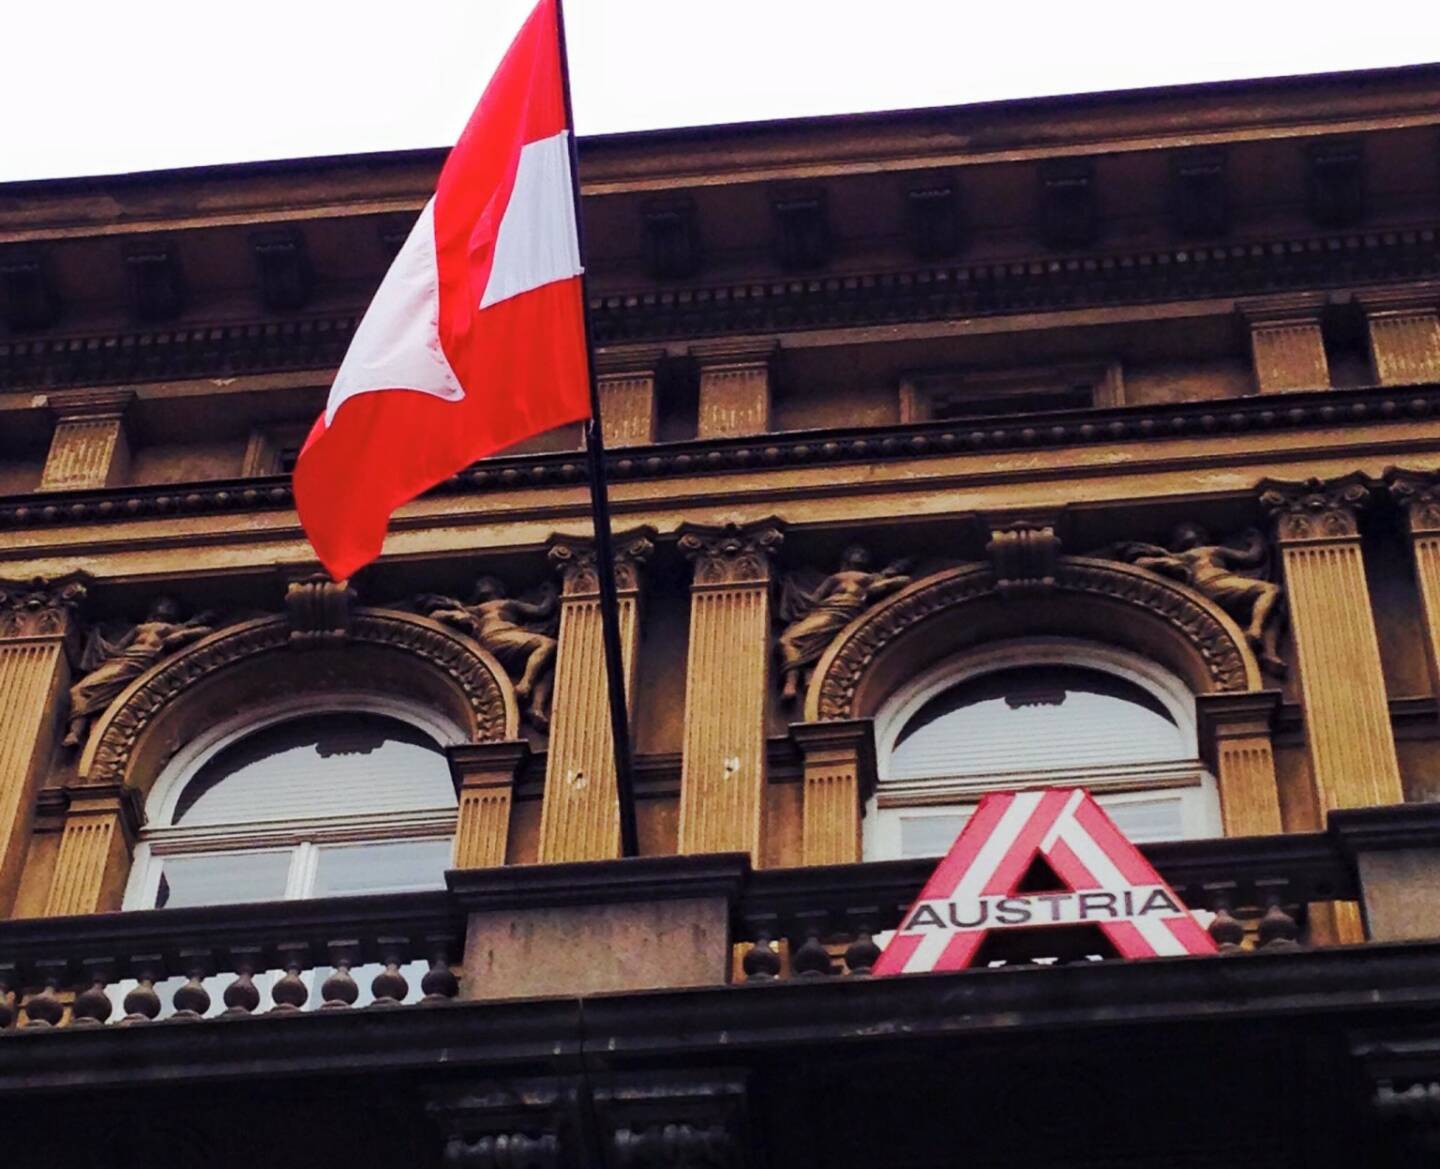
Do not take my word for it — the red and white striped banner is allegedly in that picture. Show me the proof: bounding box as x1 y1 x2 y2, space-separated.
872 788 1216 975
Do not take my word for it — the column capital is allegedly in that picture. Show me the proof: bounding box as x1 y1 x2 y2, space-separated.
592 344 668 376
1259 473 1375 542
61 780 143 835
447 739 531 795
547 526 657 598
1195 689 1282 739
1354 282 1440 317
42 386 135 420
678 519 785 586
1385 467 1440 534
0 574 87 646
1236 291 1329 325
687 336 778 367
1195 689 1281 773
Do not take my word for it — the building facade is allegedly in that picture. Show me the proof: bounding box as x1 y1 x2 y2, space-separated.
5 64 1440 1166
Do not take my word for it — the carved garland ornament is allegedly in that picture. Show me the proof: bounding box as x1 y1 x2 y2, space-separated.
85 609 510 783
812 558 1252 721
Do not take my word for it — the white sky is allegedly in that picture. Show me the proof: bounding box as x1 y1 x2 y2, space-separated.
2 1 1436 184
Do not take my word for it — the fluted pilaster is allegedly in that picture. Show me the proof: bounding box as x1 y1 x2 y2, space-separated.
1261 475 1401 813
42 783 141 915
1359 286 1440 386
0 576 85 915
449 740 530 869
595 346 665 446
537 529 654 862
38 388 134 492
1386 468 1440 702
1195 690 1283 836
691 339 776 438
792 719 878 865
676 520 784 860
1240 295 1330 393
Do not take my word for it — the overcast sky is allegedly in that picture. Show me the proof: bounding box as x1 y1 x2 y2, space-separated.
3 1 1436 184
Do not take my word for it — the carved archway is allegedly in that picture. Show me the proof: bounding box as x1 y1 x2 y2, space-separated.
77 607 519 791
805 556 1262 722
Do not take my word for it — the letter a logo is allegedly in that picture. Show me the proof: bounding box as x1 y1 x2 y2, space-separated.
873 788 1216 975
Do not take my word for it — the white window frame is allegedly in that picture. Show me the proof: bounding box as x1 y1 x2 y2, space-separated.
123 693 466 911
865 637 1221 860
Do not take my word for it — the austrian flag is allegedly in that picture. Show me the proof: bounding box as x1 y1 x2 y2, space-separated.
295 0 590 580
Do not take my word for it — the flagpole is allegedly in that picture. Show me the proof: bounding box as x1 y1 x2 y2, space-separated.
554 0 641 858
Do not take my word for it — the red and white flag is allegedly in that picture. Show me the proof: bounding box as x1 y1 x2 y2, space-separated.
295 0 590 580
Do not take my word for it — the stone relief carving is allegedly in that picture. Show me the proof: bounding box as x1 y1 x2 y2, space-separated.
86 609 512 782
812 559 1254 721
1105 523 1286 676
417 578 559 731
777 546 912 702
64 597 217 747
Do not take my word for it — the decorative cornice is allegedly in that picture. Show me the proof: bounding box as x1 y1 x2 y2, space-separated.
677 519 785 586
4 227 1438 390
0 315 358 393
0 573 86 643
1259 472 1375 541
1385 466 1440 533
588 226 1440 346
547 527 657 597
4 383 1440 533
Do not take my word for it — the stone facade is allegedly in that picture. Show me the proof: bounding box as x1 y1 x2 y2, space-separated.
5 63 1440 1169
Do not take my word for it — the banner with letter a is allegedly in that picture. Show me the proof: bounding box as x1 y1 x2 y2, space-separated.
873 787 1216 975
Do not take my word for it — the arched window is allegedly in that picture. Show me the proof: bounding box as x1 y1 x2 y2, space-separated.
123 697 461 910
866 638 1221 860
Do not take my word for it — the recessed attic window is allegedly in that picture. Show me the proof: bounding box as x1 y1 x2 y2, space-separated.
899 362 1124 424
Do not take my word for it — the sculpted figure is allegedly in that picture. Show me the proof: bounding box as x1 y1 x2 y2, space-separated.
1113 522 1286 676
418 577 559 730
64 597 215 748
777 546 912 702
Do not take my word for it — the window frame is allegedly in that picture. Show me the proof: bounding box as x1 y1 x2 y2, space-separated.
122 693 466 911
865 637 1221 860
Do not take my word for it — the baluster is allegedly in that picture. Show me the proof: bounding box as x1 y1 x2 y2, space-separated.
22 963 67 1028
1204 884 1246 952
221 948 263 1016
122 956 163 1024
1257 882 1300 949
420 937 459 1004
791 914 834 978
321 941 360 1009
741 918 782 983
370 938 410 1007
843 914 882 976
171 950 214 1020
0 963 17 1030
270 945 310 1012
70 961 114 1027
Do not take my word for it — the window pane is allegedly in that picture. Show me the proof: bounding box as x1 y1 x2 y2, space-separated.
891 665 1187 780
899 812 971 858
311 839 452 896
174 712 454 826
156 850 291 908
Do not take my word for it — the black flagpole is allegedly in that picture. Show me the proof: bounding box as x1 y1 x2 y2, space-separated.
554 0 640 857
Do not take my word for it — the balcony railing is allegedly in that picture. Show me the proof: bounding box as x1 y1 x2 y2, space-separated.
0 802 1433 1030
